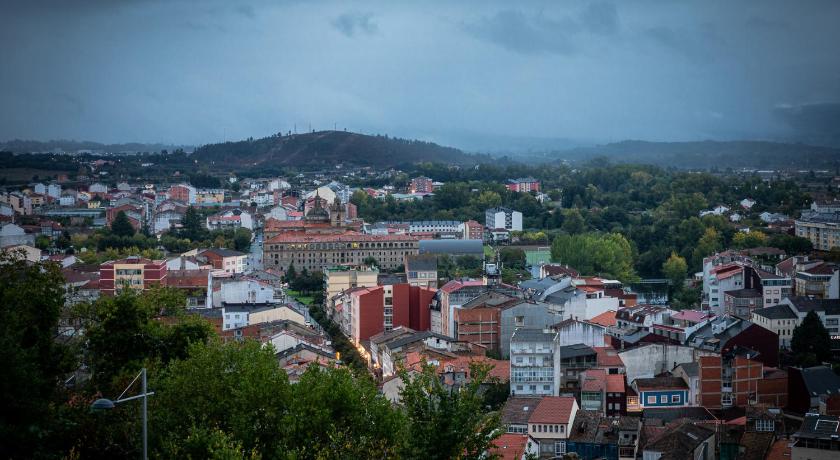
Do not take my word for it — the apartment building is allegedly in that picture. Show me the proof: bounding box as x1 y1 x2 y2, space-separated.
325 266 379 309
510 328 558 396
405 254 438 288
506 177 541 193
99 257 167 295
335 283 436 344
409 176 434 194
485 207 523 232
796 209 840 251
795 263 840 299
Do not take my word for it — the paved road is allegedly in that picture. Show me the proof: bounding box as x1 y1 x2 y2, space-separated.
247 230 263 271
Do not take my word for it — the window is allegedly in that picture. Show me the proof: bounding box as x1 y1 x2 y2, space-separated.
647 395 657 405
755 419 774 432
671 394 681 403
660 395 668 403
516 385 523 391
544 385 551 391
555 441 566 455
559 425 564 433
515 316 525 327
516 357 523 363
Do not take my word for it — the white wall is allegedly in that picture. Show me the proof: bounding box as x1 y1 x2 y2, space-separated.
216 279 276 307
619 344 715 384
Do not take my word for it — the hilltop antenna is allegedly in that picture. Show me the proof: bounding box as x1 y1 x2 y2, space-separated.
294 123 297 134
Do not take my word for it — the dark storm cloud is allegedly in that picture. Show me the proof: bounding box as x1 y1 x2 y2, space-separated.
0 0 838 149
332 12 378 37
774 103 840 147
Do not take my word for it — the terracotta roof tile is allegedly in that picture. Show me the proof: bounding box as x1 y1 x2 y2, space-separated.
529 396 577 424
490 434 529 460
588 310 617 327
606 374 626 393
594 346 625 368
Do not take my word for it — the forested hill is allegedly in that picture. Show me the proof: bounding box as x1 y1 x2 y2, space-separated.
553 140 840 170
0 139 192 154
192 130 482 168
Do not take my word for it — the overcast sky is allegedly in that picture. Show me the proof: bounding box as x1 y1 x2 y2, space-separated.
1 0 839 151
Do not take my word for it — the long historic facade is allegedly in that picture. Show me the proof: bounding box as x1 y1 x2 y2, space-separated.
263 194 419 272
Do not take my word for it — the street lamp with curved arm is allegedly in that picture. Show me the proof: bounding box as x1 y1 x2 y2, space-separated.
90 368 154 460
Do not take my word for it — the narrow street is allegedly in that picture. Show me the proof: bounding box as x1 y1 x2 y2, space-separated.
247 229 263 271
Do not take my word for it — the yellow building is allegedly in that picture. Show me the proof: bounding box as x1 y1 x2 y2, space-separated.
325 267 380 302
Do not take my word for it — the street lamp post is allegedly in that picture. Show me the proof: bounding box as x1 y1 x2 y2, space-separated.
90 368 155 460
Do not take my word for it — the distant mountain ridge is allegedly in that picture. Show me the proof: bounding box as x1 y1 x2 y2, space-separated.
0 139 193 154
192 130 481 167
552 140 840 170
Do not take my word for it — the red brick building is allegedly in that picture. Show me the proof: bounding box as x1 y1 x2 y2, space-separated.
167 184 195 204
409 176 434 194
342 284 436 343
99 257 167 296
462 220 484 240
698 354 788 410
506 177 541 193
453 291 521 354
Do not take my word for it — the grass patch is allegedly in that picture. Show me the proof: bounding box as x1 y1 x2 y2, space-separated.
483 245 495 259
286 289 314 305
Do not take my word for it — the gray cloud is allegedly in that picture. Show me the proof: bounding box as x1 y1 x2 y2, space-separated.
234 4 256 19
643 24 722 63
332 12 378 37
580 2 619 36
0 0 838 149
462 9 579 55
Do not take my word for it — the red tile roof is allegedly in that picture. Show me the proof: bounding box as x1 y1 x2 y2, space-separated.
490 434 528 460
439 356 510 382
671 310 715 323
765 440 790 460
265 218 332 230
712 264 742 280
439 279 484 294
588 310 617 327
594 347 625 368
266 231 418 243
166 270 210 288
802 262 837 275
582 369 607 392
529 396 577 424
606 374 626 393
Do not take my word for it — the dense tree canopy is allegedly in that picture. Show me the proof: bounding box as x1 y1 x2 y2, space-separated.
551 232 638 283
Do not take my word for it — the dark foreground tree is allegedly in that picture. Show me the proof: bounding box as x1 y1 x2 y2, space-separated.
110 210 136 237
791 310 832 366
0 251 74 458
399 362 501 460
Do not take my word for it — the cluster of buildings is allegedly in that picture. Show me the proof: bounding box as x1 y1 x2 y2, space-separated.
10 168 840 459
